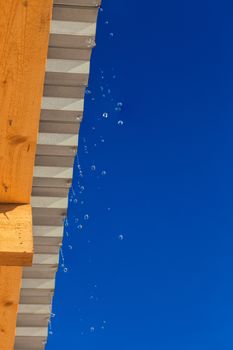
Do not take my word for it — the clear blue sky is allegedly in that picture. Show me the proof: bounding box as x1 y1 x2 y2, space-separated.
47 0 233 349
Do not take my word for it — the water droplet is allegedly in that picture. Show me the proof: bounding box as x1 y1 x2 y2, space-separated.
51 313 56 318
85 89 91 95
118 234 124 240
109 32 114 37
105 20 109 24
101 139 105 143
68 245 72 250
102 112 108 118
89 295 94 300
84 214 89 220
100 7 103 12
78 224 83 230
101 170 107 176
74 198 78 204
63 267 68 273
117 120 124 126
49 331 53 335
91 165 96 171
102 94 106 98
79 186 85 193
101 326 105 330
90 326 95 333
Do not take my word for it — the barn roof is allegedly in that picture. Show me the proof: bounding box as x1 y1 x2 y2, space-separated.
14 1 100 348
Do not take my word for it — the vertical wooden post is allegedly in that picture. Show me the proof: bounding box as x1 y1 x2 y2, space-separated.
0 267 22 349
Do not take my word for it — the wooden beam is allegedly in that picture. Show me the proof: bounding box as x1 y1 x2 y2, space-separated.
0 266 22 350
0 204 33 266
0 2 53 348
0 0 53 203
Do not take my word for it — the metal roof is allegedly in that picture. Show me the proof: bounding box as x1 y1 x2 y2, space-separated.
15 1 100 348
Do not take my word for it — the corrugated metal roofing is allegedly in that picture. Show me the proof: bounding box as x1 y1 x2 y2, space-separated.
15 1 100 348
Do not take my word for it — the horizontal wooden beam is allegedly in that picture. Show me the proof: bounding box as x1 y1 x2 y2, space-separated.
0 204 33 266
0 266 22 350
0 0 53 203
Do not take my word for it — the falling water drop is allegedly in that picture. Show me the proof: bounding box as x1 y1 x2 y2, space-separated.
79 186 85 193
118 234 124 241
117 120 124 126
84 214 89 220
102 112 108 118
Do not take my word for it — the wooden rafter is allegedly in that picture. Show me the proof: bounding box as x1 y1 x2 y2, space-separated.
0 204 33 266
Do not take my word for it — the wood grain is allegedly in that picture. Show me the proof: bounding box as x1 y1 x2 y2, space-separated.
0 266 22 350
0 0 53 203
0 204 33 266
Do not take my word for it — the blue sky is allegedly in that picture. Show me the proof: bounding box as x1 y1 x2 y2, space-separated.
47 0 233 349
